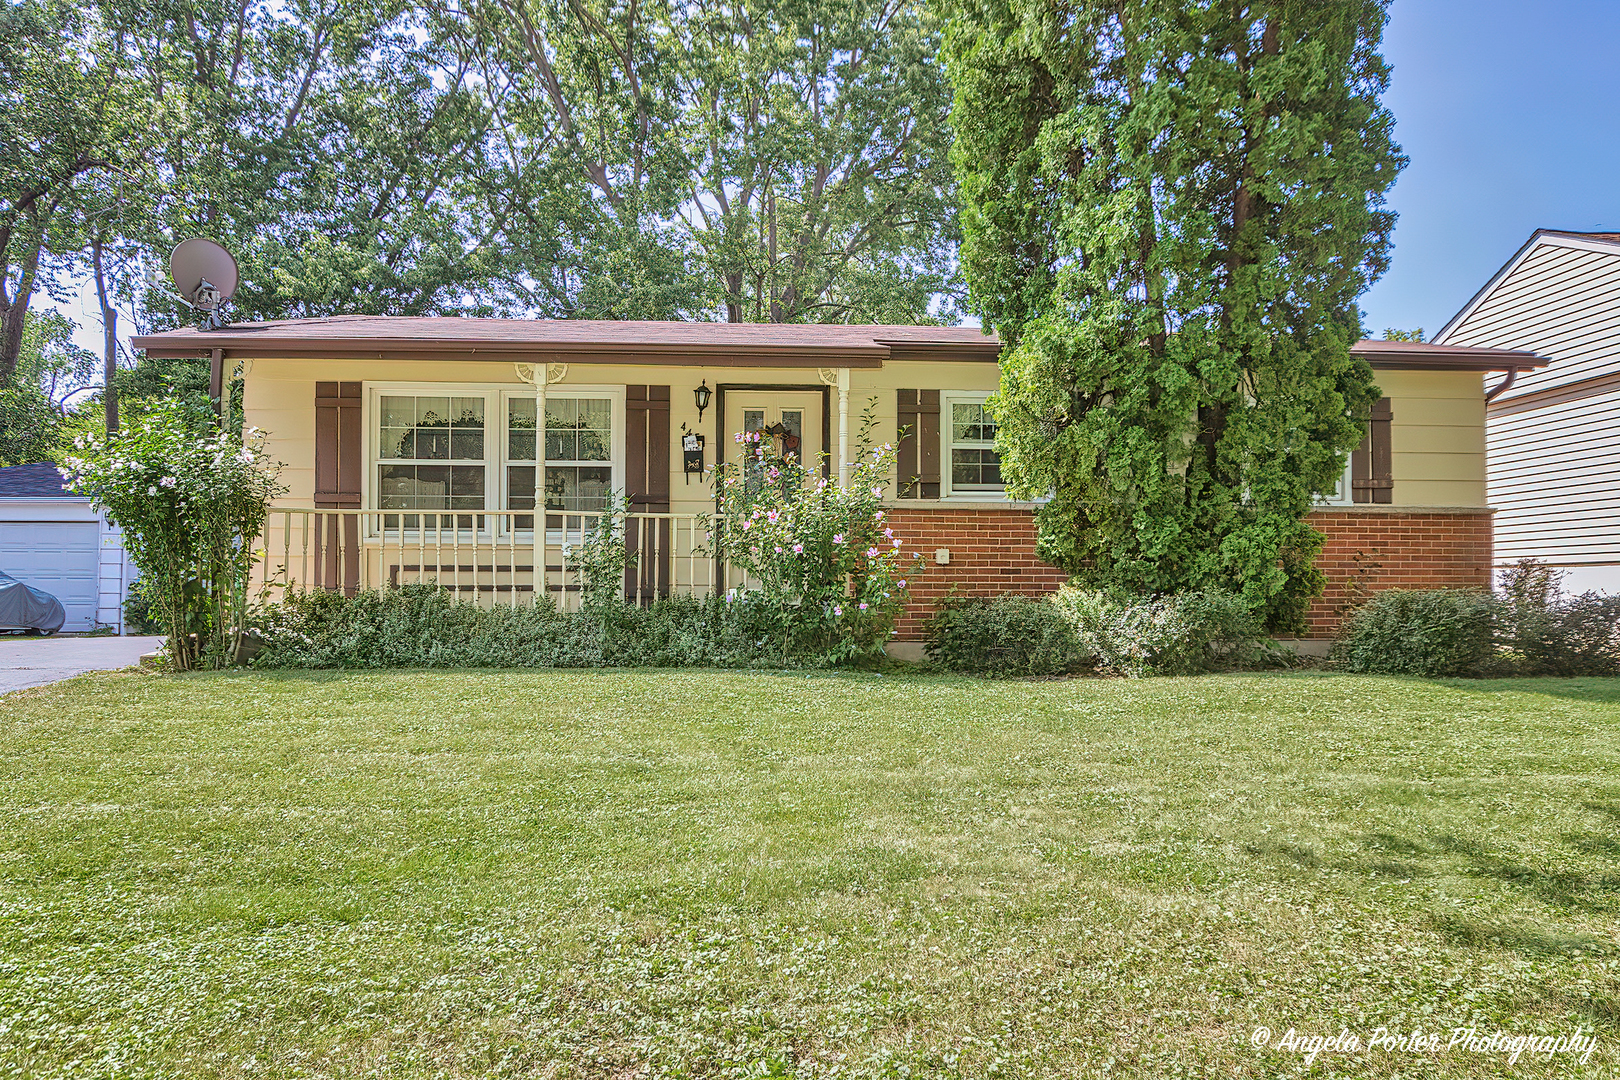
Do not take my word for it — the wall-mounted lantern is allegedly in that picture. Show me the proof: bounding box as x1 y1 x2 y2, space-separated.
694 379 712 422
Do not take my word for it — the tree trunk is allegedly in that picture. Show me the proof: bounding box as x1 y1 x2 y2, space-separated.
0 295 28 385
93 236 119 434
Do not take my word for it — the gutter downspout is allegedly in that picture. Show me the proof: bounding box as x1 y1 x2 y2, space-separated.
1485 366 1519 404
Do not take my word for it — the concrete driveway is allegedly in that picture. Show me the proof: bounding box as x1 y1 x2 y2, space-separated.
0 635 163 694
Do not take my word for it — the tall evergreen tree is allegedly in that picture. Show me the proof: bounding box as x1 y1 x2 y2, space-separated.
946 0 1404 629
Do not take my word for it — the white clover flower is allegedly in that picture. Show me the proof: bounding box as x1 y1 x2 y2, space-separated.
159 476 178 488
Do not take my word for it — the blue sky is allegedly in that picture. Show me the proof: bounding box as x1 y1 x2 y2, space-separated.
1361 0 1620 338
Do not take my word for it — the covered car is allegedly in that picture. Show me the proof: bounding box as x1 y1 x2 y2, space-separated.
0 569 66 634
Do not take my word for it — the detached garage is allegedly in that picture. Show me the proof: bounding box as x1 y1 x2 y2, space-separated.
0 463 132 633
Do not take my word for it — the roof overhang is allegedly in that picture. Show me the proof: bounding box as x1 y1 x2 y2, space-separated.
129 337 898 368
1348 339 1548 371
129 318 1002 367
127 318 1537 372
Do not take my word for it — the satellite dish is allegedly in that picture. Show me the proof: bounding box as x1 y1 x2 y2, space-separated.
169 238 239 328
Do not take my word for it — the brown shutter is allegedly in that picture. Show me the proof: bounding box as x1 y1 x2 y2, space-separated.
1351 396 1393 504
314 382 362 594
896 389 941 498
625 385 672 600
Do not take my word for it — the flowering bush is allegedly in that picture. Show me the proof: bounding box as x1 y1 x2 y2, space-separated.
712 426 918 663
60 399 284 669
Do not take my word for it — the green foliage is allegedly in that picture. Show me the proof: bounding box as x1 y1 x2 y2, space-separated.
1494 560 1620 677
923 593 1082 677
1054 587 1272 678
1381 328 1425 342
926 587 1271 678
944 0 1403 631
59 401 285 669
250 585 874 670
122 575 159 635
0 381 56 466
571 492 637 614
1336 564 1620 679
1335 589 1498 677
0 311 98 465
8 0 961 349
0 0 146 380
389 0 960 322
713 417 919 664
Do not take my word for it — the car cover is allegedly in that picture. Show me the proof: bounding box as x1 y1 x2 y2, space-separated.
0 570 66 633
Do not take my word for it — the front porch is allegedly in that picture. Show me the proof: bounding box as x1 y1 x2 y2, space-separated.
255 508 737 610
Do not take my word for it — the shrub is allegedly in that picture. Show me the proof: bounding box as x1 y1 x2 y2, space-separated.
60 400 284 669
249 585 868 671
1334 589 1497 677
1335 564 1620 679
123 576 159 634
924 594 1083 677
925 587 1270 677
1053 588 1270 677
1495 560 1620 676
712 402 920 664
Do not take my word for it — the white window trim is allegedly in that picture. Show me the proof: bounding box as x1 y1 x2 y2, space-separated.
1315 458 1355 507
364 382 626 534
939 390 1008 500
498 387 625 522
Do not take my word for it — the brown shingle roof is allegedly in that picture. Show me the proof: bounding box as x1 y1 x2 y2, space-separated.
131 316 1001 366
130 316 1546 371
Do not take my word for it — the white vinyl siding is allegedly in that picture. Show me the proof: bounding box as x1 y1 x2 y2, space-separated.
1488 383 1620 564
1439 233 1620 568
1442 241 1620 401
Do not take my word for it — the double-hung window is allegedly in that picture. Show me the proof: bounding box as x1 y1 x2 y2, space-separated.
376 394 488 530
942 392 1004 496
506 395 615 527
371 386 622 534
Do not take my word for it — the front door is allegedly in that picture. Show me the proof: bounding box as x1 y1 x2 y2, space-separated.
724 390 824 478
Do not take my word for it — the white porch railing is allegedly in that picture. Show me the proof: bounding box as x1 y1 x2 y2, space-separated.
255 508 739 610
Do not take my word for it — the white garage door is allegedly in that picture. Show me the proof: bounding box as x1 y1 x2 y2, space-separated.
0 522 99 631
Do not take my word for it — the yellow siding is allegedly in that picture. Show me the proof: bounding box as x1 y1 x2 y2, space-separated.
242 356 1002 515
1374 370 1488 507
241 357 1487 512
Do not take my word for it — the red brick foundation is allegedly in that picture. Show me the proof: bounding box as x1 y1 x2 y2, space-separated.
887 506 1068 640
1302 508 1493 637
887 504 1493 641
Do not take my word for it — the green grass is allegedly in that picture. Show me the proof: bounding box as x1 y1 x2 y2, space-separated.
1 668 1617 1078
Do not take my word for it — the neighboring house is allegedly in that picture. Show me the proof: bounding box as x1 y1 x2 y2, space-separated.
0 462 133 633
1433 230 1620 593
131 318 1540 644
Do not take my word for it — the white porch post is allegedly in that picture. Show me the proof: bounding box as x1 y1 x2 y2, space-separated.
517 362 561 599
836 367 851 486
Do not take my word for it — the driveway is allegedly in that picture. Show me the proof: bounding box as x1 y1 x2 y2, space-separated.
0 635 163 694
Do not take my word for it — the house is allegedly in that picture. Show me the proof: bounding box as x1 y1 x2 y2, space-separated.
1433 230 1620 593
130 317 1542 646
0 462 134 633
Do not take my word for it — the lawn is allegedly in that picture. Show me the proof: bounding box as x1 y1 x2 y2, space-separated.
0 668 1616 1078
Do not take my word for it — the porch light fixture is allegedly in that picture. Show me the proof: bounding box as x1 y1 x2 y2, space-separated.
694 379 712 422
